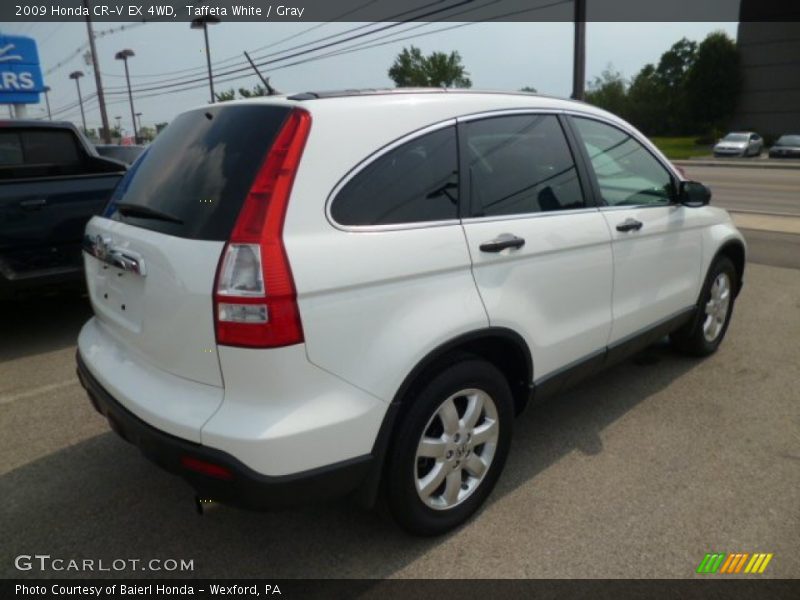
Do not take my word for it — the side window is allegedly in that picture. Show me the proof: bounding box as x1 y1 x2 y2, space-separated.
331 126 458 226
463 114 585 218
572 117 674 207
0 131 24 166
0 129 85 180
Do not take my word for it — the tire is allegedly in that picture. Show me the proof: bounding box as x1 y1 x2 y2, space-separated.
385 357 514 536
670 256 738 356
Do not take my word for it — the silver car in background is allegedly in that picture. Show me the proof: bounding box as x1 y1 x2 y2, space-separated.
768 134 800 158
713 132 764 157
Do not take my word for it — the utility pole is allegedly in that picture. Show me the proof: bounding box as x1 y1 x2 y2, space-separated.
83 0 111 142
43 86 52 120
191 16 221 103
115 49 138 143
571 0 586 101
69 71 87 133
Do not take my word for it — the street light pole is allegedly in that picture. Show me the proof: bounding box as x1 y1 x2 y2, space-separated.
191 16 221 103
43 86 52 120
69 71 87 133
571 0 586 101
115 49 138 143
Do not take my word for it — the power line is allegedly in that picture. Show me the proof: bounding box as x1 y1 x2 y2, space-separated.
99 0 385 82
106 0 475 95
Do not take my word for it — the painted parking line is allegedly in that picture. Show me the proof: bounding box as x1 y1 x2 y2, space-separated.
0 379 79 405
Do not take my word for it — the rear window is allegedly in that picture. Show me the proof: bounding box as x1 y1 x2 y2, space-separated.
106 105 292 241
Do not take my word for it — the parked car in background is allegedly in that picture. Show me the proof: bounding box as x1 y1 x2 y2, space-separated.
76 90 746 535
713 132 764 157
95 144 146 166
768 134 800 158
0 120 125 298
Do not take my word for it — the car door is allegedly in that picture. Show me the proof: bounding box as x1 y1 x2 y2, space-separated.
567 115 703 349
459 112 613 388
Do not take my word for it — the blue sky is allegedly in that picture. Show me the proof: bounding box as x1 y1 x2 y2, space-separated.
2 21 737 134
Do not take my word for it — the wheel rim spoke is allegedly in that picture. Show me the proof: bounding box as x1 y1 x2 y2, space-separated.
461 392 485 430
418 461 448 498
438 397 460 435
417 436 447 459
464 453 487 478
444 470 462 505
471 419 498 447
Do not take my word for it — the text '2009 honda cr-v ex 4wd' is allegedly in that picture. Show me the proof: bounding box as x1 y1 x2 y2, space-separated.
77 89 745 536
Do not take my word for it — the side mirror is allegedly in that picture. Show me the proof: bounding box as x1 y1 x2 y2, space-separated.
678 181 711 207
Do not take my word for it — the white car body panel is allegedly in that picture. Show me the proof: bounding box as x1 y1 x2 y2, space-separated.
201 345 387 475
600 205 704 343
84 217 225 387
462 211 613 379
79 317 223 443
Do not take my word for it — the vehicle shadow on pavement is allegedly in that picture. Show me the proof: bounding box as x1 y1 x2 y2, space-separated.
0 293 92 362
0 341 701 579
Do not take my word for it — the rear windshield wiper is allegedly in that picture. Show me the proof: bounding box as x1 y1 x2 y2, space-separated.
115 202 184 225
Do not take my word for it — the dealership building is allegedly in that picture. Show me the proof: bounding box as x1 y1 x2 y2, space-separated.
732 3 800 137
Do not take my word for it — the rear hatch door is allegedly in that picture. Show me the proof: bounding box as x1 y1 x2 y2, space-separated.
84 103 293 387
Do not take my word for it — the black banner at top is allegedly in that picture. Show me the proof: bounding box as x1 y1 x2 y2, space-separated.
3 0 800 23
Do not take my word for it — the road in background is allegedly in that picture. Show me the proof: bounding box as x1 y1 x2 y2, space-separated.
682 165 800 215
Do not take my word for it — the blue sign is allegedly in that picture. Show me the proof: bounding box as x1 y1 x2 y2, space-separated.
0 35 44 104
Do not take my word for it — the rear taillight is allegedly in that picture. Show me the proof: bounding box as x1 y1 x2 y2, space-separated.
214 108 311 348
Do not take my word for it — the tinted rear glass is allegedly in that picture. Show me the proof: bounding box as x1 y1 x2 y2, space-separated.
106 105 291 241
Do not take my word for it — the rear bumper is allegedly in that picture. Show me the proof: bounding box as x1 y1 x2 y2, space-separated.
76 351 374 509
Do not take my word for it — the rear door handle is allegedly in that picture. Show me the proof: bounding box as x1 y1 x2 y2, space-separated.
479 234 526 253
616 218 643 233
19 198 47 210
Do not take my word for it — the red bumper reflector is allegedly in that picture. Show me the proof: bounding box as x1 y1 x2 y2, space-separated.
180 456 234 480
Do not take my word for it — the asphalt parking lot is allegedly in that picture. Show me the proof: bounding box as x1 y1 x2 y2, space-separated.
2 235 799 579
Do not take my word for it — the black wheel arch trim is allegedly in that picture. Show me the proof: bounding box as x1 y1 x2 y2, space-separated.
353 327 533 508
712 239 746 297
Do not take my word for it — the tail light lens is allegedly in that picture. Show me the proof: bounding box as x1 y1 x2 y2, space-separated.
214 108 311 348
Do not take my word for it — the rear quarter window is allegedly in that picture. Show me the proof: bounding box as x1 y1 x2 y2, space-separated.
331 125 459 227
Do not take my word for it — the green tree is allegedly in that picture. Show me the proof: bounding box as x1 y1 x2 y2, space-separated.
654 37 697 134
685 31 741 133
155 122 168 134
216 89 236 102
584 65 628 117
626 64 665 134
138 125 156 142
238 85 267 98
388 46 472 88
519 86 538 93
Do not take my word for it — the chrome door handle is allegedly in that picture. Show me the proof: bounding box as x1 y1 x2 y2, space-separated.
616 218 643 233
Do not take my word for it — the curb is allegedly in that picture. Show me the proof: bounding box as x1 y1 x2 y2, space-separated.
673 159 800 171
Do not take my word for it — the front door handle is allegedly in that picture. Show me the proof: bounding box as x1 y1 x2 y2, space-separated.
616 218 643 233
20 198 47 210
479 234 526 253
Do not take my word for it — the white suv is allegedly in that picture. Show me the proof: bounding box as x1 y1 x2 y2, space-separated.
77 90 745 535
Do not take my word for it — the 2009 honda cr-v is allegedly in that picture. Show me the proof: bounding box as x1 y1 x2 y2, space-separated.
77 89 745 535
